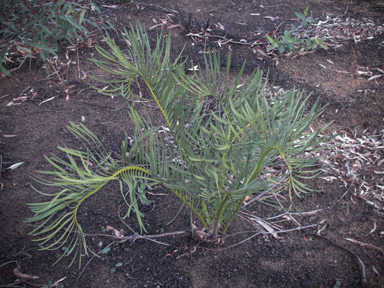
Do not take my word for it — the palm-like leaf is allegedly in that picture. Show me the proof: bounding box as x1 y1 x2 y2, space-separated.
26 122 157 266
27 23 334 264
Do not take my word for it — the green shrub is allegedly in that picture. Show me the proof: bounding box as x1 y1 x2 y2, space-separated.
0 0 109 75
26 23 334 265
267 6 328 54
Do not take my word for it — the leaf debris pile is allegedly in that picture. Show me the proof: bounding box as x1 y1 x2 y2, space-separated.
310 14 384 47
318 129 384 209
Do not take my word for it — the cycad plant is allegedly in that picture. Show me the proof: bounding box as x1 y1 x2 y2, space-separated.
26 23 333 265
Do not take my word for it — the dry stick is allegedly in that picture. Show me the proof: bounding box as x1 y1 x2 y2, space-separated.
305 233 368 285
273 194 302 227
187 32 268 46
77 209 188 283
64 60 70 100
242 177 288 207
131 1 176 13
0 94 11 100
0 260 20 269
231 209 324 249
77 99 117 110
35 70 61 82
76 240 118 285
1 109 62 117
77 45 80 80
0 260 23 288
264 208 326 220
240 204 325 236
48 60 60 82
345 238 384 254
216 223 318 251
176 243 202 259
1 282 40 288
18 86 31 98
125 1 266 47
117 206 187 246
240 215 278 239
275 22 284 34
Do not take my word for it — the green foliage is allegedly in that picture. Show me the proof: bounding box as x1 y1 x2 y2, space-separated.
27 23 334 265
0 0 110 75
267 6 328 54
26 122 156 266
294 6 315 28
333 280 342 288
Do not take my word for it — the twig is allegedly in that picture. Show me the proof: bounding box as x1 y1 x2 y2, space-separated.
27 222 188 244
0 261 24 288
76 207 188 283
77 45 80 80
275 22 284 34
19 86 31 97
131 1 176 13
0 260 19 269
243 208 326 220
337 186 352 202
117 206 186 245
176 244 201 259
187 33 267 46
242 177 288 207
34 70 60 82
273 195 302 227
77 99 117 110
305 233 368 285
82 230 188 250
219 223 318 250
203 8 219 13
1 109 62 117
345 238 384 254
0 94 11 100
76 241 117 285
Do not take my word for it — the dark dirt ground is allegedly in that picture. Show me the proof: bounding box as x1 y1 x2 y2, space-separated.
1 0 384 287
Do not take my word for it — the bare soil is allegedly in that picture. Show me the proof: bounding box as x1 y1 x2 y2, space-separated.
1 0 384 287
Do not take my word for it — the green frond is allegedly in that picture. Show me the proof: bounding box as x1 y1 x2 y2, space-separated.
27 122 160 265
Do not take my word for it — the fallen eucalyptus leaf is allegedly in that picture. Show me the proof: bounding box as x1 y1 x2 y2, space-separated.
254 219 278 239
368 75 382 81
8 162 24 170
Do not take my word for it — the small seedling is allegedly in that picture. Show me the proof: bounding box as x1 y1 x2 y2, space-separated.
267 6 328 54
